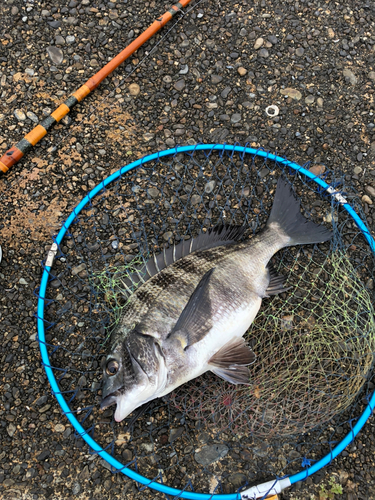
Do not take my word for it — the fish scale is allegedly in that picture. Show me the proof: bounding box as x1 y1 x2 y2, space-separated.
101 178 333 423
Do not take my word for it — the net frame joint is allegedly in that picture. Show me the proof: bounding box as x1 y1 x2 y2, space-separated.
45 242 58 267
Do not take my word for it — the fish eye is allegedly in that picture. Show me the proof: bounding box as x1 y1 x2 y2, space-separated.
106 359 119 376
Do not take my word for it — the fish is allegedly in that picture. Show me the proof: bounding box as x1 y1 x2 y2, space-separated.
100 177 332 422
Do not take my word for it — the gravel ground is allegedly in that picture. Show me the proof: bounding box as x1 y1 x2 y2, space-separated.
1 0 375 499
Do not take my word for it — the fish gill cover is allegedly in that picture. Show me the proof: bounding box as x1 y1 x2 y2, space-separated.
42 145 375 497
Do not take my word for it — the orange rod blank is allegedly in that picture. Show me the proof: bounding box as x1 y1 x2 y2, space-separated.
0 0 193 175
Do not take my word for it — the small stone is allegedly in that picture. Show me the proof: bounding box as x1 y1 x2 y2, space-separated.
258 48 269 58
229 473 247 489
7 423 16 437
179 64 189 75
26 111 39 123
221 87 231 99
55 35 65 45
11 6 19 15
46 46 64 65
163 231 173 241
25 68 35 76
143 133 154 142
305 95 315 105
211 75 222 84
317 97 324 107
191 194 201 205
194 444 229 466
66 35 75 44
205 180 216 194
72 482 81 495
296 47 304 56
327 27 335 38
343 68 357 85
54 423 65 433
353 166 362 175
362 195 372 205
14 109 26 121
147 187 159 198
237 67 247 76
280 88 302 101
128 83 140 96
80 465 90 480
71 263 86 275
174 79 185 91
169 427 184 442
163 75 172 83
309 164 326 176
365 185 375 198
19 277 28 285
254 37 263 50
369 71 375 81
231 113 241 124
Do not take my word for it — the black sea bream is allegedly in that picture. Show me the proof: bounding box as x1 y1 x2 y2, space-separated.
101 177 332 422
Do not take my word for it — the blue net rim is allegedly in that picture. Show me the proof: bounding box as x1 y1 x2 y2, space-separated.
36 144 375 499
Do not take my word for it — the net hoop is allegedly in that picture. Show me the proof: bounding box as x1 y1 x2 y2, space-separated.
36 144 375 499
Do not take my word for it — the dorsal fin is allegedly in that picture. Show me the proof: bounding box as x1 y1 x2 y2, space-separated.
119 225 246 297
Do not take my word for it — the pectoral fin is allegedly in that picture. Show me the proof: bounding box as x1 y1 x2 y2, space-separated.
167 268 215 349
208 337 255 385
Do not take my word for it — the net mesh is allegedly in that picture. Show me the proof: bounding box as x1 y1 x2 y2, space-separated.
40 145 375 497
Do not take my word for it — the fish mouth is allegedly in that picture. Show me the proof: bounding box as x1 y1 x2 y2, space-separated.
100 394 118 410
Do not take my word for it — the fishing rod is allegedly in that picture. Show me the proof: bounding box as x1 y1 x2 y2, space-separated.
0 0 194 176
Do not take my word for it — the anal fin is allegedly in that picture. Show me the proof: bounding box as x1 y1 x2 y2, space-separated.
208 337 255 385
265 263 291 297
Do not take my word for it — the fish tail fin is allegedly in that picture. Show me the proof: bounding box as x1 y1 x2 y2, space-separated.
266 177 332 246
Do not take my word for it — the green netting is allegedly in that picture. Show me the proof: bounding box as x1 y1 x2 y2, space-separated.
170 251 375 438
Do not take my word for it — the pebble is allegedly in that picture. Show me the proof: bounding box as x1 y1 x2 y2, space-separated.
191 194 201 205
72 482 81 495
369 71 375 81
128 83 140 96
229 473 247 489
258 48 269 58
14 109 26 121
343 68 357 85
26 111 39 123
296 47 304 56
254 37 263 50
7 423 16 437
25 68 35 76
205 180 216 194
169 427 184 442
309 164 326 176
54 423 65 433
163 75 172 83
237 67 247 76
174 79 185 91
317 97 324 107
46 46 64 65
179 65 189 75
231 113 241 124
147 187 159 198
211 75 222 84
19 277 28 284
280 88 302 101
71 263 86 275
66 35 75 44
362 195 372 205
305 95 315 105
194 444 229 466
365 185 375 197
55 35 65 45
143 133 154 141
